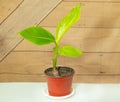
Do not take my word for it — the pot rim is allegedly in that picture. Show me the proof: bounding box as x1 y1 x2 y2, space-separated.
44 66 75 78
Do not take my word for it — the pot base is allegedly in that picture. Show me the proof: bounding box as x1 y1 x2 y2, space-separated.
43 88 75 99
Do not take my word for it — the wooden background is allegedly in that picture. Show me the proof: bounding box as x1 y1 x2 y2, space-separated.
0 0 120 83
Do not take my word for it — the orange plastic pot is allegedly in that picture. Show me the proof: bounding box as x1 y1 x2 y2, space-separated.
44 67 75 96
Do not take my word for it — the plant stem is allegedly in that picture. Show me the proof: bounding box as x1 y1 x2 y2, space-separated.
52 42 59 75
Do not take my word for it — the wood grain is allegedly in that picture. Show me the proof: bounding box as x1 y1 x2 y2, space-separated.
0 0 23 24
1 74 120 83
0 52 101 75
40 2 120 28
0 52 120 75
73 75 120 83
0 0 62 62
15 27 120 52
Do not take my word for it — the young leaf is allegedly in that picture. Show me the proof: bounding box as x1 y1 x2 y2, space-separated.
56 4 82 43
18 26 55 45
59 46 83 57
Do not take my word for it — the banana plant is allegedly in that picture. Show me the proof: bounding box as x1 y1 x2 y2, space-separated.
18 4 83 75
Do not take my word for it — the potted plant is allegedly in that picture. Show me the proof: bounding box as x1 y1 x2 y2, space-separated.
18 4 82 97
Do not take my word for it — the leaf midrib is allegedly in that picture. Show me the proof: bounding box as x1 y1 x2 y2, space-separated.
26 35 54 42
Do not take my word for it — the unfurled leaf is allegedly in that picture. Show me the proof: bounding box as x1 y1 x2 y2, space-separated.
18 26 55 45
59 46 83 57
56 4 82 43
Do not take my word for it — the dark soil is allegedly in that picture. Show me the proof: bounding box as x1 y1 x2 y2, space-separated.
44 66 75 78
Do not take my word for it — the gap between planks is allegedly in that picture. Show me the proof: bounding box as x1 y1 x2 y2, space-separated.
1 73 120 76
12 50 120 53
0 0 25 25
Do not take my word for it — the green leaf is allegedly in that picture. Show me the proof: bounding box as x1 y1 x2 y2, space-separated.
18 26 55 45
59 46 83 57
56 4 82 43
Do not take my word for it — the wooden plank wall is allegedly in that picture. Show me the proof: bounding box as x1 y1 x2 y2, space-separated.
0 0 120 83
0 0 62 62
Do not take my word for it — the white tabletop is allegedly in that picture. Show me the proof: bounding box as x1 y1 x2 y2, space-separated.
0 82 120 102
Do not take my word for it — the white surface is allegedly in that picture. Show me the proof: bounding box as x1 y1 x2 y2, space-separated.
0 82 120 102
